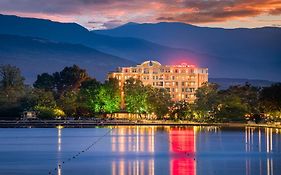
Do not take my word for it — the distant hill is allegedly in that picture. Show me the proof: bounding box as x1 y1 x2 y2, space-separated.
96 22 281 81
209 78 276 89
0 14 280 81
0 14 205 66
0 34 134 83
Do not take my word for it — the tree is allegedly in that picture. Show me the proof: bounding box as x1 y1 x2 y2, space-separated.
98 78 121 114
0 65 25 119
53 65 89 96
0 64 25 90
58 91 79 117
78 78 121 116
227 83 260 114
33 73 54 91
169 101 194 121
259 83 281 122
215 92 247 122
259 83 281 112
124 78 148 117
78 78 101 115
146 86 172 119
33 65 90 97
194 82 220 122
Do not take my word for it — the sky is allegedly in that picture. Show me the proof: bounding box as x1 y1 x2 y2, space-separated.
0 0 281 29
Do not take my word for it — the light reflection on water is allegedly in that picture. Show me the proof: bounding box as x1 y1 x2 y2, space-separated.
0 126 280 175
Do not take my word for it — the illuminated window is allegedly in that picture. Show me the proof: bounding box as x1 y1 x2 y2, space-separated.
190 69 194 73
144 68 149 74
153 69 158 74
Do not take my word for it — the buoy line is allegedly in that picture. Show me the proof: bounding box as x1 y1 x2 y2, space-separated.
48 128 113 175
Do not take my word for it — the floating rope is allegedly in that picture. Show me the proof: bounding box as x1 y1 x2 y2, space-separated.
48 128 113 175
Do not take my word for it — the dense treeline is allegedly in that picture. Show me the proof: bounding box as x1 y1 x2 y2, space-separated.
0 64 280 123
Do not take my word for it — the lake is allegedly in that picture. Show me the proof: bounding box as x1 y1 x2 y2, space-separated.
0 126 280 175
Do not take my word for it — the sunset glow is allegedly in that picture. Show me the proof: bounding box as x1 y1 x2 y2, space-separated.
0 0 281 29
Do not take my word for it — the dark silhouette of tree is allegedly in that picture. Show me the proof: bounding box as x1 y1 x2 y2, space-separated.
259 83 281 112
0 64 25 119
33 73 54 91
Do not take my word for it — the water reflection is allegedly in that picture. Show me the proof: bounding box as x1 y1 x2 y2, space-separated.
111 126 155 153
110 127 155 175
108 126 281 175
1 126 281 175
57 127 62 175
169 127 196 175
244 127 281 175
111 159 154 175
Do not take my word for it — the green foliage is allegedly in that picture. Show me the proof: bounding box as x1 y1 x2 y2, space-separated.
98 78 121 113
226 83 260 114
53 65 89 94
34 106 64 119
124 78 148 115
2 64 281 123
259 83 281 112
169 101 194 121
33 73 54 91
0 65 26 119
20 88 56 112
195 82 220 112
215 93 247 122
58 91 78 117
194 82 252 122
146 86 172 119
0 64 25 91
34 65 89 96
79 78 101 114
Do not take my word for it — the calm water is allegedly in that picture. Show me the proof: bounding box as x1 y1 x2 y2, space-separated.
0 126 280 175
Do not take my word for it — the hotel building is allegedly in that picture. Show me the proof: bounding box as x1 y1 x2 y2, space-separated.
108 60 208 105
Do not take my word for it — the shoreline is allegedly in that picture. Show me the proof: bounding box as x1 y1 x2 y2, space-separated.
0 120 280 129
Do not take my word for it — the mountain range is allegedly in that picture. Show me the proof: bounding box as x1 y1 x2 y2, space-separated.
96 22 281 81
0 14 280 85
0 34 134 83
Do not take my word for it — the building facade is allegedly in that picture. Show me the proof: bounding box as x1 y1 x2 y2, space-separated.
108 60 208 104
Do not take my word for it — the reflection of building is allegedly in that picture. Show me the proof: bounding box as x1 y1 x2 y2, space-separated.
111 159 154 175
111 126 155 175
108 60 208 106
245 127 275 175
169 128 196 175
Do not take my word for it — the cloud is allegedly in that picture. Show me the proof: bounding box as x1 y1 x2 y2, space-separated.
156 17 175 21
0 0 281 28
